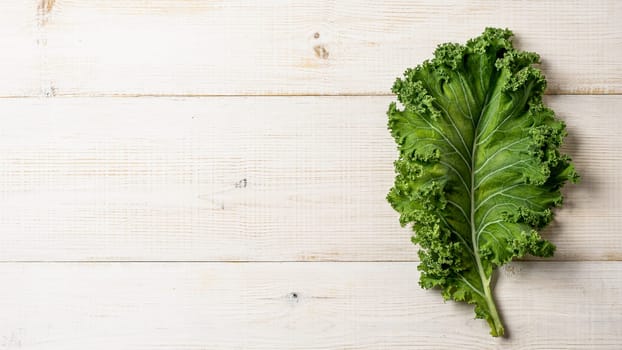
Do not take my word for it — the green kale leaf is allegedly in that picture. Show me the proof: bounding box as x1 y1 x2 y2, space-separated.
387 28 579 337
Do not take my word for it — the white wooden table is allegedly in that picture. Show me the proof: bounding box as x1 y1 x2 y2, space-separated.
1 1 620 348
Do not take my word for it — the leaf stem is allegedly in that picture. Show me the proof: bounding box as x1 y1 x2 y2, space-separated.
483 281 505 337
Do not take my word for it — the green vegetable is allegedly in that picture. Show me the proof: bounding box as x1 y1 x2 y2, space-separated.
387 28 578 337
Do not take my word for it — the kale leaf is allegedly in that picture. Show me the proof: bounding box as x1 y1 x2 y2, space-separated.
387 28 579 336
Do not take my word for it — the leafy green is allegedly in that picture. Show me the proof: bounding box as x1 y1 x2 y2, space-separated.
387 28 578 337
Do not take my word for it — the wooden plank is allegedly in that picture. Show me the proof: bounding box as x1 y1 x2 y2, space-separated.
37 0 621 96
0 1 40 96
0 95 618 262
0 261 619 349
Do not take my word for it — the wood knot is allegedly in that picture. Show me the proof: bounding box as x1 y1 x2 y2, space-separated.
313 45 329 59
38 0 55 15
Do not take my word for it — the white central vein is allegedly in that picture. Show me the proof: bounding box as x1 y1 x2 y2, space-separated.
469 81 496 302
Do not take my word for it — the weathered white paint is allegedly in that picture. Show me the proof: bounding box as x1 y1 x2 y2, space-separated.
32 0 622 96
0 1 620 348
0 1 40 96
0 96 617 262
0 262 619 349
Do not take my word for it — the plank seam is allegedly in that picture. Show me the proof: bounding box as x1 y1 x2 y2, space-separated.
0 93 620 99
0 259 618 263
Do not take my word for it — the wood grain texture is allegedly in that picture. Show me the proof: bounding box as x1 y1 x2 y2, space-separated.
0 1 40 96
29 0 621 96
1 1 619 348
0 261 619 349
0 95 618 262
